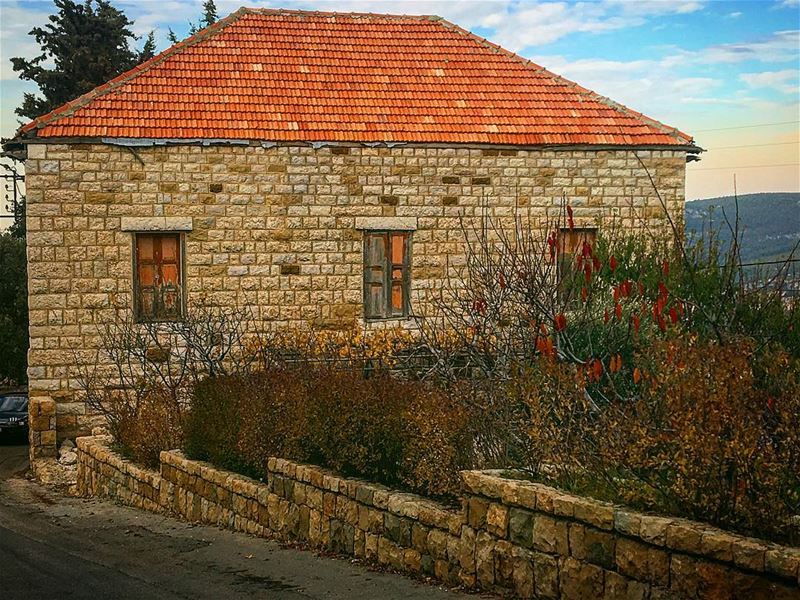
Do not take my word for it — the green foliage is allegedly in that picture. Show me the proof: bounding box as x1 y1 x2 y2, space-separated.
11 0 149 120
0 234 28 386
140 31 157 62
188 0 219 35
202 0 219 27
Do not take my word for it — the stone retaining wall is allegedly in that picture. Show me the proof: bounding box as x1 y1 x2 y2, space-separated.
75 436 799 599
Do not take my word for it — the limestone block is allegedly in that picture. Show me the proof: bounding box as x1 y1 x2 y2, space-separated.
532 514 569 555
560 557 604 600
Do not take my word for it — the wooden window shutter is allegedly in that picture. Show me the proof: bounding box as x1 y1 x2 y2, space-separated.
364 233 388 319
557 227 597 291
363 232 410 320
135 233 183 322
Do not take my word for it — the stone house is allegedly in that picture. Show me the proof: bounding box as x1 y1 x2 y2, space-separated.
5 8 697 461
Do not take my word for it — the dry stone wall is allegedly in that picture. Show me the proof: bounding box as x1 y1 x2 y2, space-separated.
76 436 799 599
25 141 685 454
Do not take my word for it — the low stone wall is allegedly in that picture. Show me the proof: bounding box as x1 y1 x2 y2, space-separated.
76 435 165 512
76 436 799 599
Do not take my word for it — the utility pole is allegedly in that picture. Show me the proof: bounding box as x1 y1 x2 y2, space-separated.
1 162 24 232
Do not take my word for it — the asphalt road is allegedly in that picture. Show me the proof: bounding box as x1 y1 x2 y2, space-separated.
0 442 476 600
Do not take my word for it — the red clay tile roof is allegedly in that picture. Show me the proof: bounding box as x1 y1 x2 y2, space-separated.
18 8 694 147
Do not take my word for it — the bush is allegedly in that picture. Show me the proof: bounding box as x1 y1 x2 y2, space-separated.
520 335 800 543
185 365 481 498
108 386 184 468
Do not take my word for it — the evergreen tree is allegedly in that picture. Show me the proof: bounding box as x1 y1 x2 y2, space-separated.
201 0 218 27
140 31 157 62
0 233 29 385
11 0 146 120
189 0 218 35
168 27 179 44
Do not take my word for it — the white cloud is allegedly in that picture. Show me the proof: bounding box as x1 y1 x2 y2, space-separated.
673 30 800 65
603 0 704 16
529 54 721 116
0 2 53 80
740 69 800 94
726 11 743 19
470 0 706 51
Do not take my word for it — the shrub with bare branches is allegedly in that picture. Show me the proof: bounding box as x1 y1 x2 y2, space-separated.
75 301 256 467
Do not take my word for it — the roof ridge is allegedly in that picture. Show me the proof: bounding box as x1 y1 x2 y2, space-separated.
243 7 439 20
18 7 251 137
432 16 694 145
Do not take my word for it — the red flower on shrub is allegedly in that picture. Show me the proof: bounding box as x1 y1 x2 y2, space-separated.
547 230 558 259
610 255 618 272
669 306 679 324
536 336 555 357
554 313 567 332
592 358 603 380
567 204 575 230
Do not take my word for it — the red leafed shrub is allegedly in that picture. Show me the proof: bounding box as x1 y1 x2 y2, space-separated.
519 335 800 543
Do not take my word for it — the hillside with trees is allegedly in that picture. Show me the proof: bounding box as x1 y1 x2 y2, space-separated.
685 192 800 264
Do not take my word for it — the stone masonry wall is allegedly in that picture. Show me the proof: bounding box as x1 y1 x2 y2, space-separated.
75 436 799 599
26 142 686 455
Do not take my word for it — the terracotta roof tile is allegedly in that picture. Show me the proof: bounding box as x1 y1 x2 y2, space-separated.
18 8 693 147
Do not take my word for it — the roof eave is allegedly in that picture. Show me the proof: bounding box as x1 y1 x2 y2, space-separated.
10 135 702 154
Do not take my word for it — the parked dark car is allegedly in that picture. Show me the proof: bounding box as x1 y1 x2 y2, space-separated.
0 392 28 439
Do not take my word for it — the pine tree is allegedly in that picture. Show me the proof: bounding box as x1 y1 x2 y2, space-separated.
201 0 218 27
11 0 146 120
140 31 157 62
188 0 218 35
167 28 179 44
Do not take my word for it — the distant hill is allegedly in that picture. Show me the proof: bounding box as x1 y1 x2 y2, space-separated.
685 192 800 264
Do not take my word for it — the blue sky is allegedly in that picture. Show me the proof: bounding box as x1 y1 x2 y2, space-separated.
1 0 798 202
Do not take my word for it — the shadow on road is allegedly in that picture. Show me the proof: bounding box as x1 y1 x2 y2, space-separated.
0 432 29 479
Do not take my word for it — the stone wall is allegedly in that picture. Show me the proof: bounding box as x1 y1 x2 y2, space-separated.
26 141 685 455
76 436 799 599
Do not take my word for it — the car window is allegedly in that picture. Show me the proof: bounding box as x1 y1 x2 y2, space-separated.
0 396 27 412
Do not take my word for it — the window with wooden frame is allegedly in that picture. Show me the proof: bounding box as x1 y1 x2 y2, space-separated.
363 231 411 320
557 227 597 281
133 233 184 322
